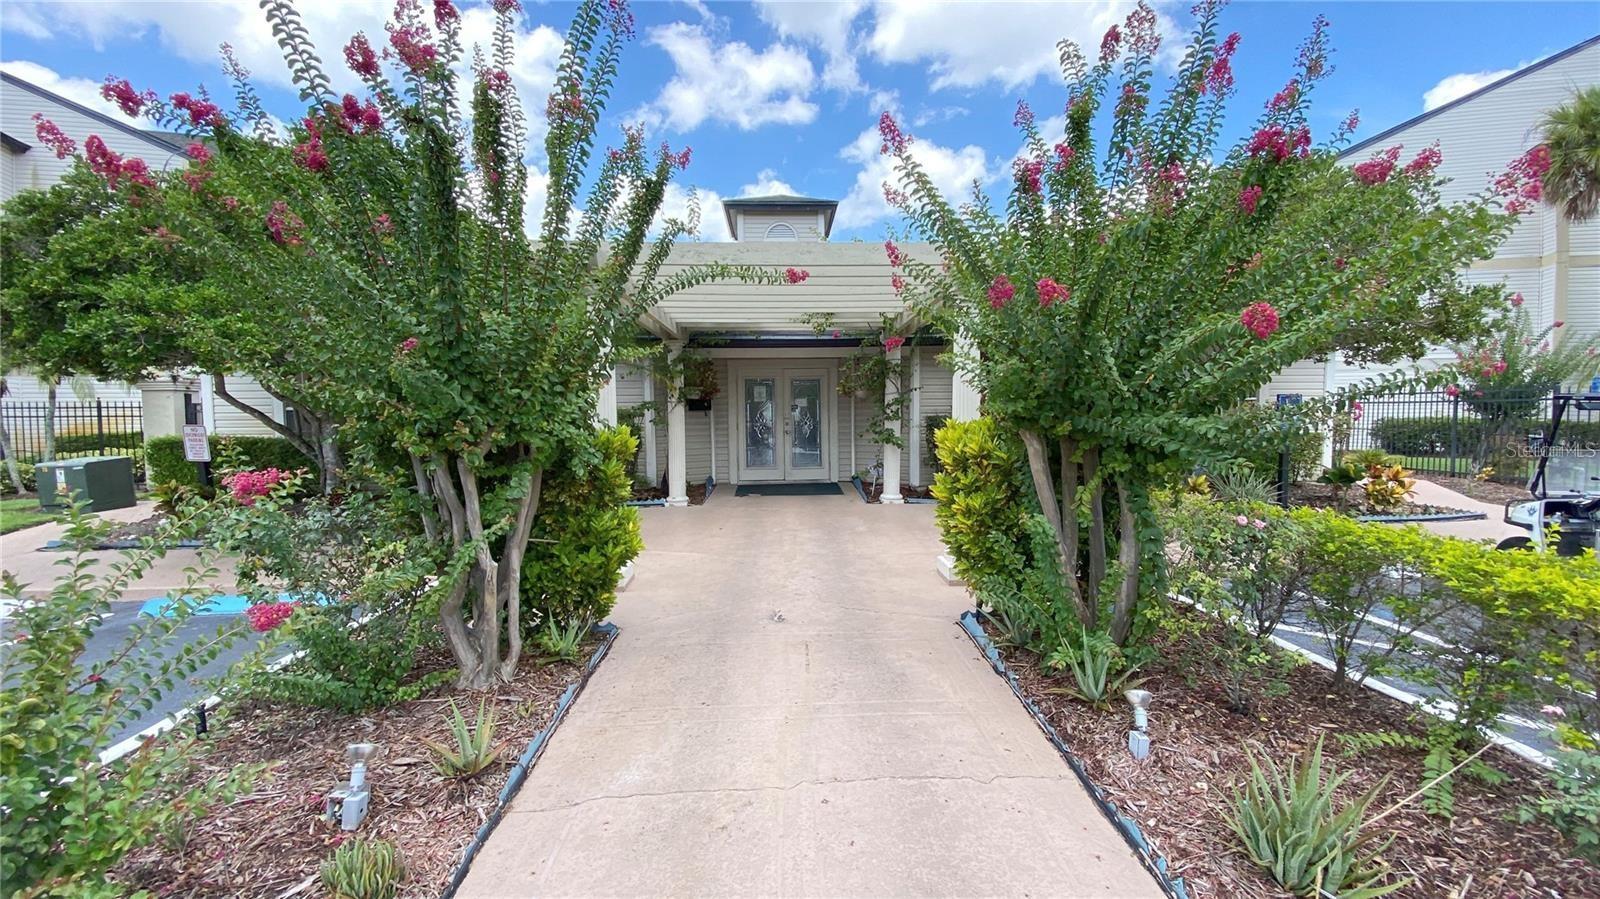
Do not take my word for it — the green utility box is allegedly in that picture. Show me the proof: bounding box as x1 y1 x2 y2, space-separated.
35 456 138 513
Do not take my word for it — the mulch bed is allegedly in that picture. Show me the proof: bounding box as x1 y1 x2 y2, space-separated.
101 510 177 544
983 611 1597 899
113 645 591 898
1422 475 1532 507
859 481 934 503
629 482 709 505
1286 483 1474 519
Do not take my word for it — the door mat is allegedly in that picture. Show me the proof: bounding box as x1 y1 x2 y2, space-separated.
734 482 843 496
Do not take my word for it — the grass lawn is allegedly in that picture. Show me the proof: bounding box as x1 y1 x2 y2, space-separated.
0 497 59 535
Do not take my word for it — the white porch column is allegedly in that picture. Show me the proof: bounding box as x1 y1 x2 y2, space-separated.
597 366 618 426
950 332 981 421
665 340 688 507
881 345 905 504
908 348 923 487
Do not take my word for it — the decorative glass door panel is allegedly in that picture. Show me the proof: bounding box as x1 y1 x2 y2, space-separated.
788 377 824 473
744 378 777 470
736 367 831 482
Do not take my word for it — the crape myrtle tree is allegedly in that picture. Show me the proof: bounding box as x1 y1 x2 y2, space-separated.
69 0 789 687
884 0 1534 645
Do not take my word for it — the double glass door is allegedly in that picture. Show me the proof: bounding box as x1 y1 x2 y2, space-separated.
738 368 828 482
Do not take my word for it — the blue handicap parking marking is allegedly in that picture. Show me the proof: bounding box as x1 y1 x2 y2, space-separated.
137 592 323 618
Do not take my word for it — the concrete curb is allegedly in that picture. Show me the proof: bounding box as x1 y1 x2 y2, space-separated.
1355 511 1486 523
40 537 205 552
440 621 620 898
958 611 1191 899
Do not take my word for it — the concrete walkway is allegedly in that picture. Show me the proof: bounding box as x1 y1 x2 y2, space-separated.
1406 478 1522 543
460 491 1160 898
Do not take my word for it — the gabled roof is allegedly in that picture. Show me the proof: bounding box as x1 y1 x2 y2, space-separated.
722 194 839 239
1342 33 1600 158
1 132 30 153
1 71 189 157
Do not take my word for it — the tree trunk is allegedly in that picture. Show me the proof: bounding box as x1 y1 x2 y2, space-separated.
43 384 56 462
1109 478 1144 646
1018 429 1091 628
415 451 539 690
1059 436 1088 627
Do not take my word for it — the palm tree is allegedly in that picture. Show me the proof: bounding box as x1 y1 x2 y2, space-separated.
1541 85 1600 222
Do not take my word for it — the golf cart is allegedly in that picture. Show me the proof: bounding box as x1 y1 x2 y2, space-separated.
1499 391 1600 555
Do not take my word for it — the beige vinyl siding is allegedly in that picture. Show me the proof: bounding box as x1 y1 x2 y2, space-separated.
211 375 282 437
916 348 954 482
0 75 186 204
1258 359 1326 403
642 243 929 333
2 372 140 404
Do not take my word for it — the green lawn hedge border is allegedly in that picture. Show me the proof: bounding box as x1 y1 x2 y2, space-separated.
144 435 316 487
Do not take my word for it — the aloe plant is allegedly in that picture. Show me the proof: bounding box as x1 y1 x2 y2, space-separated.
320 839 404 899
423 699 501 779
1227 738 1407 898
1043 625 1143 705
533 616 592 665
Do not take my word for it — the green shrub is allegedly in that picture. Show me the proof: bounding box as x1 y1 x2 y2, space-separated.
1359 415 1590 457
0 503 260 895
1227 739 1406 898
143 434 316 488
208 484 441 711
320 839 405 899
522 425 643 628
1521 745 1600 862
931 418 1029 593
5 461 37 493
52 430 142 455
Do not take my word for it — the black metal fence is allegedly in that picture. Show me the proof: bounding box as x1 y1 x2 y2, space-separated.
1340 389 1600 481
0 401 144 462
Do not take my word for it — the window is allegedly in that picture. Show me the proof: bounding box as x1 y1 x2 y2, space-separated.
764 222 797 241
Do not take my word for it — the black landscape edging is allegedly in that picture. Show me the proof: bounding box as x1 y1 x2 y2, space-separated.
958 611 1191 899
850 475 872 503
440 621 620 898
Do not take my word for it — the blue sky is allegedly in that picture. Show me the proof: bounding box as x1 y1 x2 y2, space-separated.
3 1 1596 241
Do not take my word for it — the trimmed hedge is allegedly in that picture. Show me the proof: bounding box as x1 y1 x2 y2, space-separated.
144 434 316 487
1370 416 1600 456
53 431 142 454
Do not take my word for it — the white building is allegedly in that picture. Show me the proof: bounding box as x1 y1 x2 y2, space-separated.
1261 34 1600 405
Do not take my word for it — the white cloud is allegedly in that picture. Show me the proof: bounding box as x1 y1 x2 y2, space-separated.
754 0 866 93
5 1 565 150
866 0 1154 91
834 122 995 231
739 168 797 197
1422 68 1515 111
0 60 144 123
633 22 818 132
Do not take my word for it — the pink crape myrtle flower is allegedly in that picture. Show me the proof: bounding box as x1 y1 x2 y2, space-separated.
1444 384 1461 398
1350 401 1364 422
101 77 156 118
1251 519 1267 530
389 23 439 74
224 468 290 506
1240 301 1280 339
1036 278 1070 307
987 275 1015 309
1509 292 1525 307
784 267 809 284
32 114 76 159
1404 145 1442 176
170 92 224 129
877 111 909 155
891 274 906 294
246 601 297 633
1238 185 1263 215
1353 146 1401 185
884 240 905 267
1234 514 1249 526
1099 24 1122 63
1268 79 1299 111
883 336 906 353
1014 157 1044 194
345 33 381 78
1053 142 1075 171
398 336 420 354
433 0 459 27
